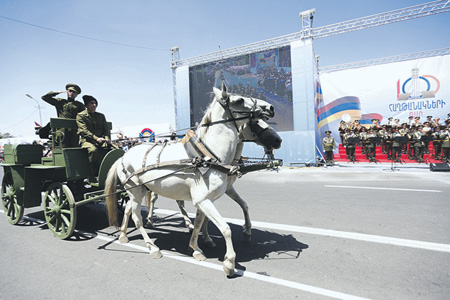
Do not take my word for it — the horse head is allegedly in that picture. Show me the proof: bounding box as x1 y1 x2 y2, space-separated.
239 119 282 151
214 82 282 151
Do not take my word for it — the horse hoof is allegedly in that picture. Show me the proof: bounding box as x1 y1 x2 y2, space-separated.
223 261 235 276
118 234 129 244
149 250 163 259
193 251 206 261
203 239 216 248
145 222 155 229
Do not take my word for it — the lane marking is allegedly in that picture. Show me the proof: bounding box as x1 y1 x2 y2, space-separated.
153 208 450 253
1 211 369 300
324 185 441 193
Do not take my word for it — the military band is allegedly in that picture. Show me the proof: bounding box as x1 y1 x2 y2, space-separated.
334 115 450 163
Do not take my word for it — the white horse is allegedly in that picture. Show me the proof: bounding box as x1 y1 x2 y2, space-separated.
145 116 282 247
105 83 281 276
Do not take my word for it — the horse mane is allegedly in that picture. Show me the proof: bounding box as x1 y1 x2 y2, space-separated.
196 92 217 138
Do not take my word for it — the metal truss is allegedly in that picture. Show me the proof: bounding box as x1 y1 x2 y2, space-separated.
171 0 450 68
318 47 450 73
308 0 450 39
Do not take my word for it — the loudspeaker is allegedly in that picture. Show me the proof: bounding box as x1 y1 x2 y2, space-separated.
430 163 450 172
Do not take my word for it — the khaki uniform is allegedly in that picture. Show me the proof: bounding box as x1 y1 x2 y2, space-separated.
76 110 110 164
441 132 450 162
42 91 85 147
322 136 335 164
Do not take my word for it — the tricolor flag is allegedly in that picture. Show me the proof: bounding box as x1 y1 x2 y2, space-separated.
316 96 361 129
34 121 41 128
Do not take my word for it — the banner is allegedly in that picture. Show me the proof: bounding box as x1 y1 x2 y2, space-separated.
319 54 449 147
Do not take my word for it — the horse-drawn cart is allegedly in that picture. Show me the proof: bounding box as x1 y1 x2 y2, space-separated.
1 118 125 239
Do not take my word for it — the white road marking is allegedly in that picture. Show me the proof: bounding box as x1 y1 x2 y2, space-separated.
1 211 370 300
324 185 441 193
153 208 450 253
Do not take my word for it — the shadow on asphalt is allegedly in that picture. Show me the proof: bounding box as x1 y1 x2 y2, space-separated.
21 203 309 266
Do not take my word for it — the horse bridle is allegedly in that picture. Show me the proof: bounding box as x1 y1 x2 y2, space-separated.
201 94 265 133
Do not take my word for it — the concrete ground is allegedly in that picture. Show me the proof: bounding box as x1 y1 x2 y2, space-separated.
1 164 449 299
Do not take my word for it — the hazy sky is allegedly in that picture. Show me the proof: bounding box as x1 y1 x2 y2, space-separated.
1 0 449 137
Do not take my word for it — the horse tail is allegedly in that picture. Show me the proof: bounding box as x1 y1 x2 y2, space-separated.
105 159 120 228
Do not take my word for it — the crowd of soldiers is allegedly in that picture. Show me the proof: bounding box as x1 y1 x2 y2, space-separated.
337 114 450 163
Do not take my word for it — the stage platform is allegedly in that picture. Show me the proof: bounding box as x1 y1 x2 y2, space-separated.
334 144 443 164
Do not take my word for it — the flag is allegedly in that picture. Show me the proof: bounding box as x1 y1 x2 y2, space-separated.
34 121 41 128
316 96 361 129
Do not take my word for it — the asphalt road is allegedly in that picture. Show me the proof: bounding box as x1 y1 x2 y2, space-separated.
1 165 450 300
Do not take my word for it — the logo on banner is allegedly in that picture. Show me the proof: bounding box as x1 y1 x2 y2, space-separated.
139 128 155 142
397 67 440 100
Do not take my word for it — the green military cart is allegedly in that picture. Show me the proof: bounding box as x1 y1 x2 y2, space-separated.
1 118 125 239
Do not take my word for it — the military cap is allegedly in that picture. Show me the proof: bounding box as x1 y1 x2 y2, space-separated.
423 121 431 125
427 115 432 118
325 130 331 134
388 117 393 120
66 83 81 94
371 119 379 122
82 95 98 106
394 118 400 121
414 116 420 120
408 116 413 119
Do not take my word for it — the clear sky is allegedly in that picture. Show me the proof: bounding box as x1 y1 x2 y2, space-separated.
1 0 449 137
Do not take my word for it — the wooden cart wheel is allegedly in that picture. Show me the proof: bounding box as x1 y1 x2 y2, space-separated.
44 182 77 239
1 173 24 225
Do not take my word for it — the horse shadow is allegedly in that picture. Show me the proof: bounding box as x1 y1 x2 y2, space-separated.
22 205 309 267
147 215 309 266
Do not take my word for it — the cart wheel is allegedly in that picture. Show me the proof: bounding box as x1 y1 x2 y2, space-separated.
1 173 24 225
44 182 77 239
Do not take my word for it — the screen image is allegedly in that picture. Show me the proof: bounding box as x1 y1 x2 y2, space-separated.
189 46 293 131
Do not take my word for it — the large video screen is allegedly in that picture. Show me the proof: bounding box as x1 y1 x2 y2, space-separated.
189 46 293 131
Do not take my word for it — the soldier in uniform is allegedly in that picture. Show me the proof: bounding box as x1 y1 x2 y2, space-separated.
338 120 348 144
392 129 403 162
432 117 441 129
379 125 387 154
407 116 414 127
344 130 358 162
441 127 450 163
384 127 393 159
413 116 422 127
422 121 432 153
370 119 381 131
41 83 85 147
366 129 378 162
412 125 424 162
76 95 111 178
432 126 443 160
359 126 368 154
322 130 335 166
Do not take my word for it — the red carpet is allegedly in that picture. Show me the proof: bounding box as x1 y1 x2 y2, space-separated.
334 144 442 164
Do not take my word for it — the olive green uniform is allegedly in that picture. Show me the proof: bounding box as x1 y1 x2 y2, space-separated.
441 132 450 163
41 91 85 147
413 131 424 161
76 110 110 164
322 136 335 164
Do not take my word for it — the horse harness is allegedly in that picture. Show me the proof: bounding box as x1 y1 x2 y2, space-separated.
118 94 265 187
